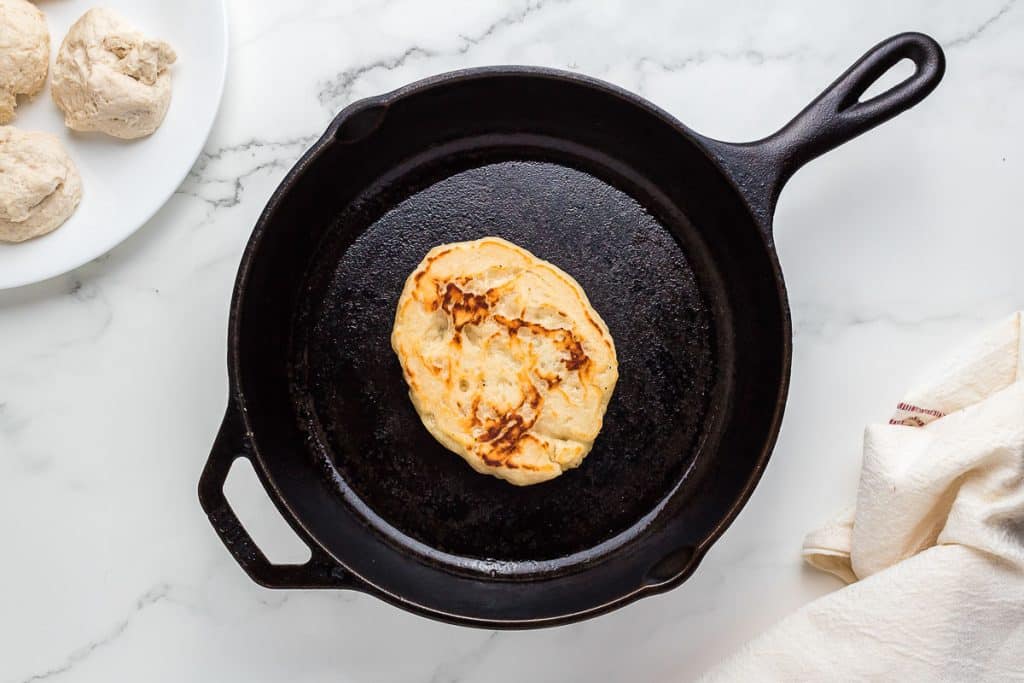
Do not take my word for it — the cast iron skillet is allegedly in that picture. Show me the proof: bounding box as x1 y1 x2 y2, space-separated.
199 33 944 628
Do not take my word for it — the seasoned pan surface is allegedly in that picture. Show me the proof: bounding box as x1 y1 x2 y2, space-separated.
296 158 721 563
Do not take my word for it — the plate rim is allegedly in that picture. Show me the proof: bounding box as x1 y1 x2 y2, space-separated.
0 0 231 291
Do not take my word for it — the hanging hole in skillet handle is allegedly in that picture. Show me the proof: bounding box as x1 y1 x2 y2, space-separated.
198 405 353 589
856 57 917 103
703 32 945 233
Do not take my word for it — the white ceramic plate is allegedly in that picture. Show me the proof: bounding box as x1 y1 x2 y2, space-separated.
0 0 228 290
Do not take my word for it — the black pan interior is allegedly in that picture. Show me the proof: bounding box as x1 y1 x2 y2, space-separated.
294 154 719 562
234 71 787 607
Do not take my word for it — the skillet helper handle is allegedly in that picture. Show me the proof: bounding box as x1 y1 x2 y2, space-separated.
705 32 945 232
198 405 352 589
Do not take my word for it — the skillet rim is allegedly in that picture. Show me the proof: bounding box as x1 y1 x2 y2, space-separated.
224 65 791 627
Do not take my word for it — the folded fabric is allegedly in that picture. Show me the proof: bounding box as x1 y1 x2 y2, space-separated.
701 312 1024 682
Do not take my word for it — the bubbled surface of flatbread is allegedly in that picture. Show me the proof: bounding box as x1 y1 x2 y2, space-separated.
392 237 618 486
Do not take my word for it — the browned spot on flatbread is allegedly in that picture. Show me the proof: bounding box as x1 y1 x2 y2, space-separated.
560 332 590 372
493 314 591 375
536 370 562 388
439 282 498 332
473 385 543 467
413 247 454 289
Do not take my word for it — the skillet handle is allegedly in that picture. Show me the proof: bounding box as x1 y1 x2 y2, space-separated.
704 32 945 234
198 404 353 589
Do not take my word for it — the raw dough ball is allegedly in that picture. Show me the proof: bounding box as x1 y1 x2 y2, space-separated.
51 8 177 139
0 0 50 124
0 126 82 242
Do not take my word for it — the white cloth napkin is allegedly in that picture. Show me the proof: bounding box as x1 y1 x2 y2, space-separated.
701 312 1024 682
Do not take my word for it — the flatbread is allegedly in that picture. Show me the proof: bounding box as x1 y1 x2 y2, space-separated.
392 237 618 485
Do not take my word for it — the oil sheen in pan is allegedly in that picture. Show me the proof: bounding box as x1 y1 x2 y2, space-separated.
298 159 718 563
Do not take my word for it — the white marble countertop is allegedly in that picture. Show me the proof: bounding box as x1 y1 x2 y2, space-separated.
2 1 1023 680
